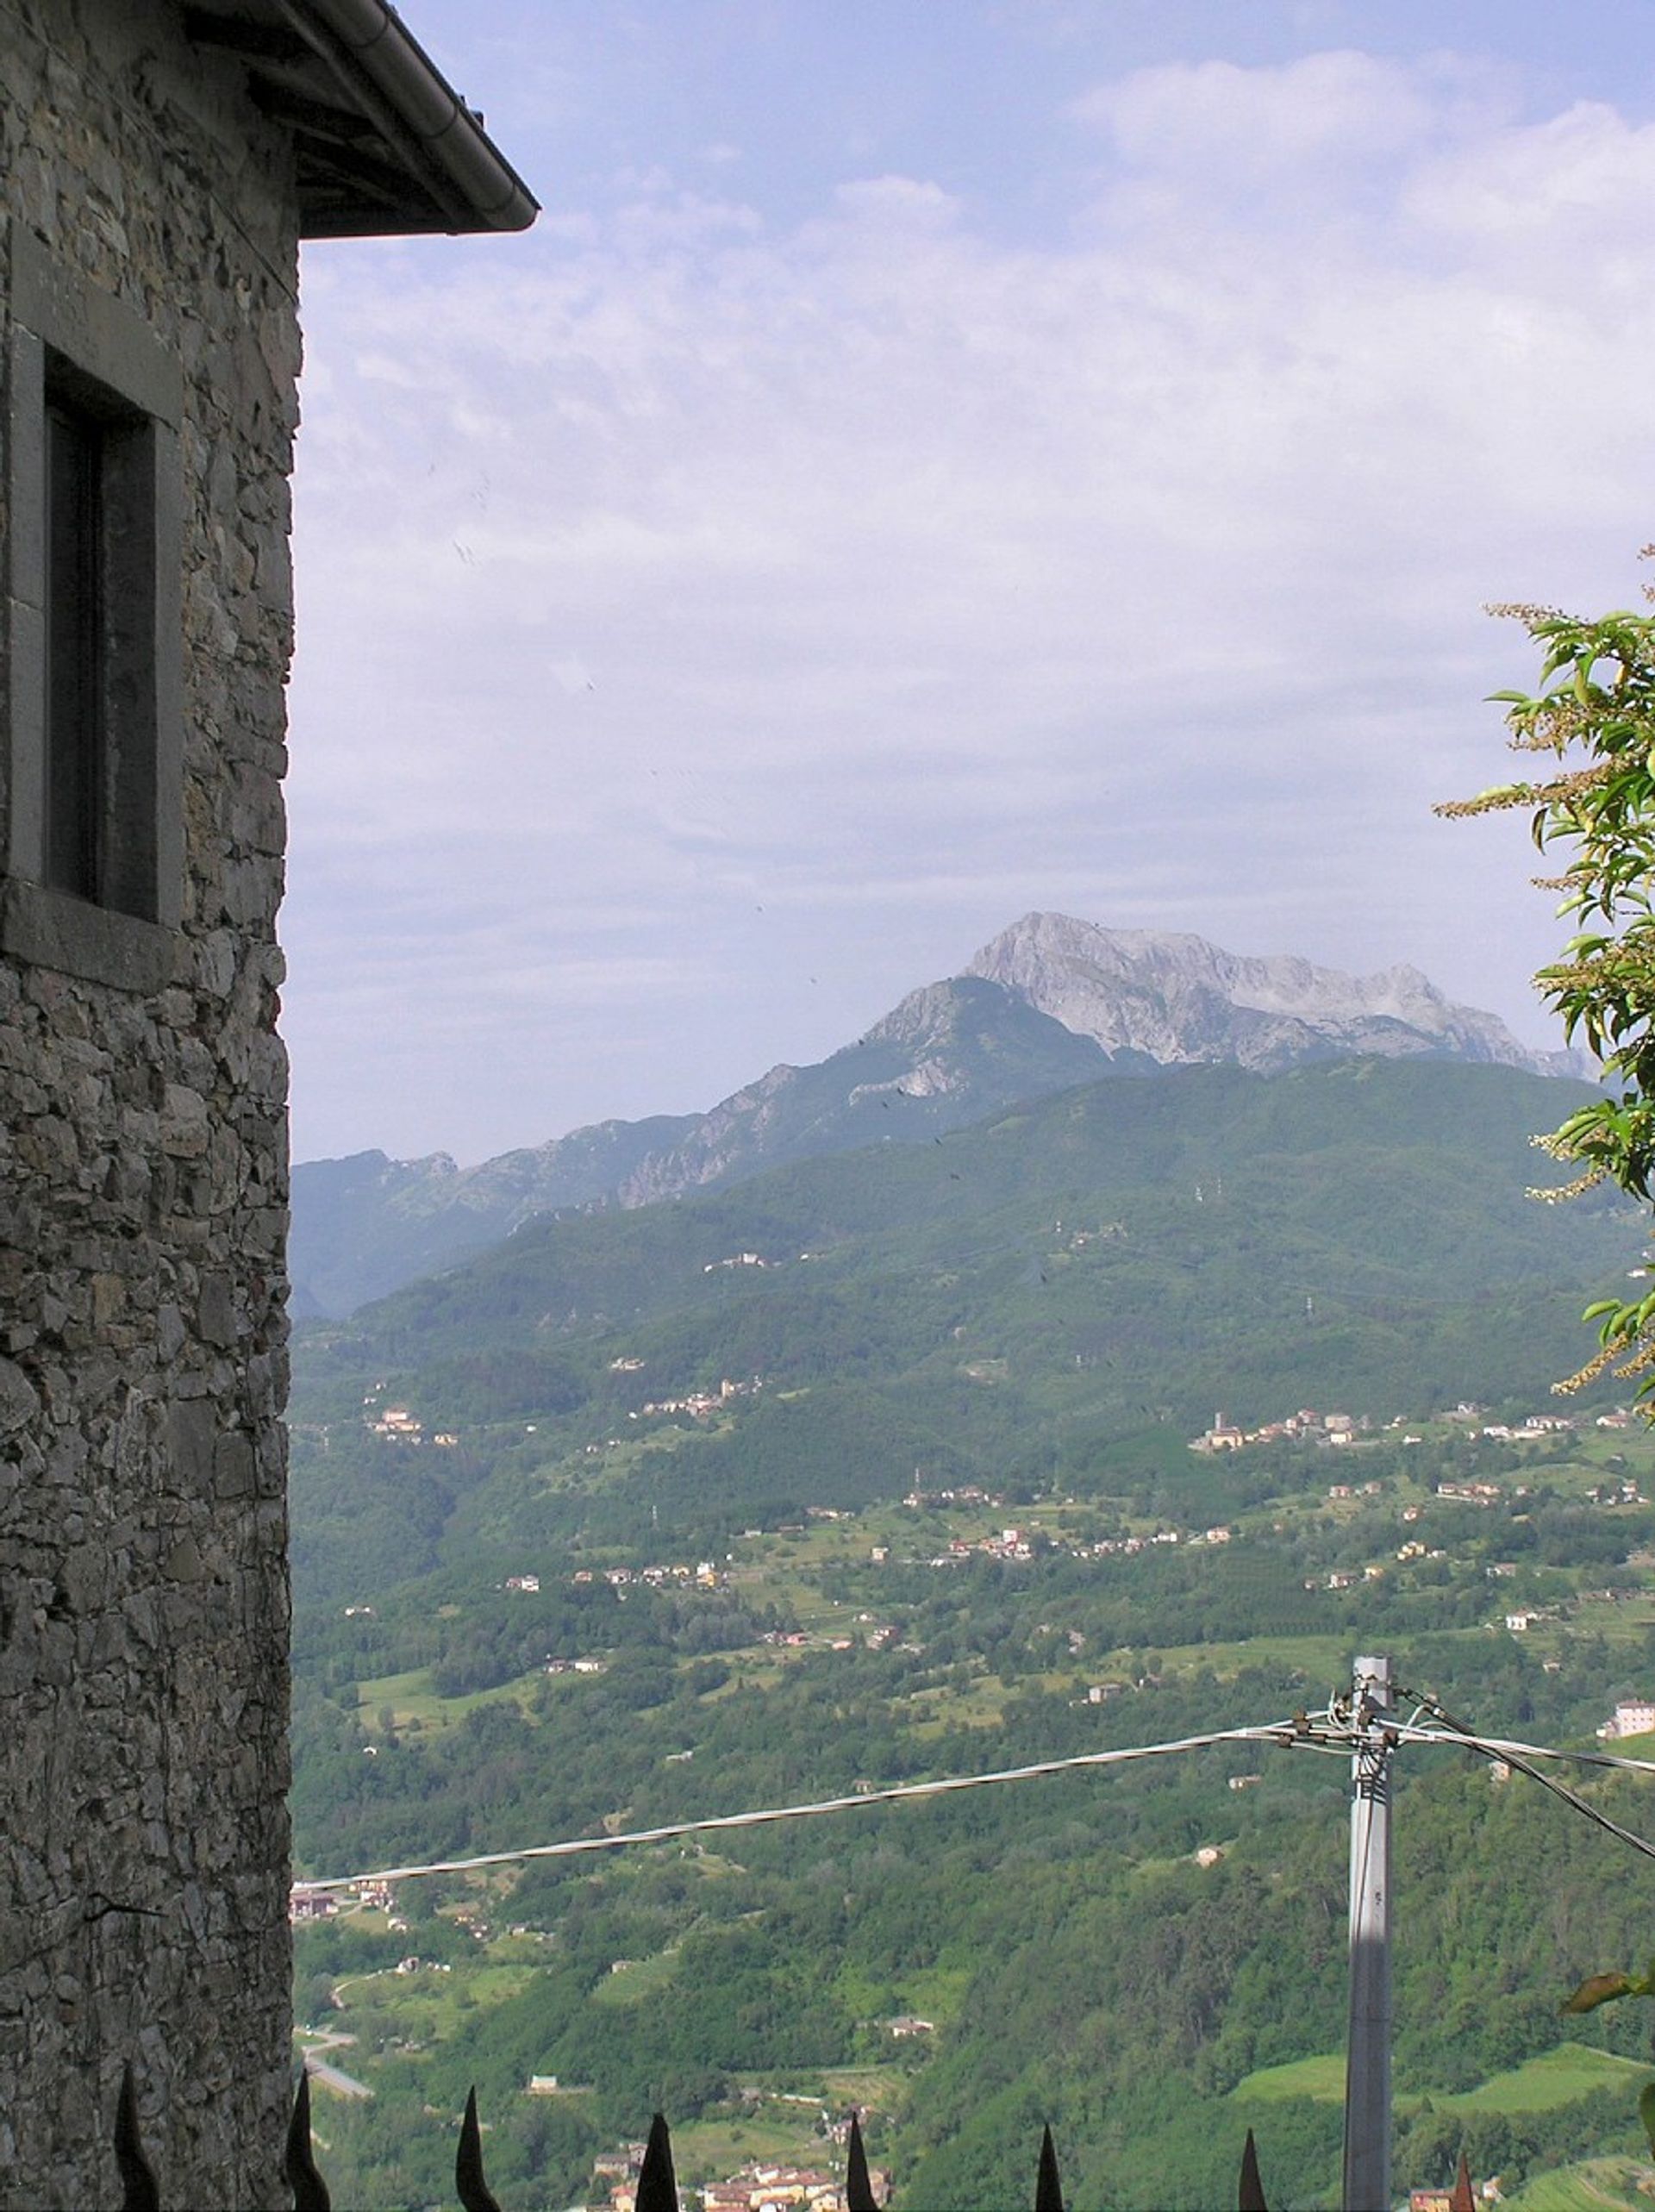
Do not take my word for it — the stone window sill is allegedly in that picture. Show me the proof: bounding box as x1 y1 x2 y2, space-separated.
0 876 172 992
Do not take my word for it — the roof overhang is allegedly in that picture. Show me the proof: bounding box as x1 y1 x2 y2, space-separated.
181 0 539 238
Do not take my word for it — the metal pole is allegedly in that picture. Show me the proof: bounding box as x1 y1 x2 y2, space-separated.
1342 1654 1393 2212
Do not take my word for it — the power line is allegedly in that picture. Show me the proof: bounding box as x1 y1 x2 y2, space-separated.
1402 1725 1655 1783
301 1659 1655 2209
297 1695 1655 1896
297 1717 1343 1892
1386 1699 1655 1867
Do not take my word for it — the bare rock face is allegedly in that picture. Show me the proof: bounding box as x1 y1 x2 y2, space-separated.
965 913 1573 1077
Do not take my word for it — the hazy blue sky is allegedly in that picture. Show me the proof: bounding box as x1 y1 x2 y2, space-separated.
283 1 1655 1164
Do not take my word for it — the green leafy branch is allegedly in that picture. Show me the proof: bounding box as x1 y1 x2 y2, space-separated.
1440 574 1655 1406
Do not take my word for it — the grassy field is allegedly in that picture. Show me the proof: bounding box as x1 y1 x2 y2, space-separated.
1504 2156 1652 2210
665 2063 914 2188
669 2108 835 2185
1102 1631 1360 1684
1434 2046 1652 2117
356 1665 544 1734
1562 1596 1655 1644
590 1946 683 2008
813 2065 911 2109
1232 2043 1649 2116
330 1958 538 2044
1232 2052 1346 2104
902 1659 1099 1735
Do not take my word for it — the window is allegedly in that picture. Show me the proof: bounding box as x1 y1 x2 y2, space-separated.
3 229 182 990
45 388 105 903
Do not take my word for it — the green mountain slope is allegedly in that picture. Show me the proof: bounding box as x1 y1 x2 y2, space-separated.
292 916 1589 1316
290 978 1127 1313
291 1059 1636 1588
286 1056 1655 2209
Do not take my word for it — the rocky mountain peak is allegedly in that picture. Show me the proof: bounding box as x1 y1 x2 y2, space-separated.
294 912 1589 1314
964 912 1570 1077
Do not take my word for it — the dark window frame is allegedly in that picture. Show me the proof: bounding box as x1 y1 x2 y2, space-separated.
3 228 183 991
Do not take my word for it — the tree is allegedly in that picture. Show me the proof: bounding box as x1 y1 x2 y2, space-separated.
1440 575 1655 1403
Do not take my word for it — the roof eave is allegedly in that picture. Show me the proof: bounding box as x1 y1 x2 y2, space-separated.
278 0 539 236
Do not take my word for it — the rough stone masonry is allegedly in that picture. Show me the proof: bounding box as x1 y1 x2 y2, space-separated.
0 5 532 2203
0 6 299 2203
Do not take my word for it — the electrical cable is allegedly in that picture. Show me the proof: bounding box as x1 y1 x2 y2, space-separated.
295 1689 1655 1899
296 1717 1335 1892
1389 1689 1655 1868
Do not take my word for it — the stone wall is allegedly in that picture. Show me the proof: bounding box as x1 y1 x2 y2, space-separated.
0 3 300 2203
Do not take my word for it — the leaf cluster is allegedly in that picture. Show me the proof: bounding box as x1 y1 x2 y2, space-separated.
1442 590 1655 1400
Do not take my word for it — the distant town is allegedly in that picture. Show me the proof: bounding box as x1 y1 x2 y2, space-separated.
1191 1403 1628 1454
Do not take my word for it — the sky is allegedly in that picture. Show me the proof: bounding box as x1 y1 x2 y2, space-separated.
281 0 1655 1166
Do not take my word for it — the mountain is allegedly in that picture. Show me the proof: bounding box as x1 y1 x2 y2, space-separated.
286 1113 702 1320
966 913 1578 1076
291 917 1588 1314
611 976 1138 1206
288 1051 1651 2212
290 977 1134 1313
290 1057 1638 1589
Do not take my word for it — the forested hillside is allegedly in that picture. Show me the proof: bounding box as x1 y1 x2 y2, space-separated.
291 1059 1633 1589
287 1058 1655 2209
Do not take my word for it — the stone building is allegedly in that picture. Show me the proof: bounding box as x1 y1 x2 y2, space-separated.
0 6 533 2204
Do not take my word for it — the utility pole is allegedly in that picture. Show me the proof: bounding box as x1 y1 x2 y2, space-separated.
1342 1654 1394 2212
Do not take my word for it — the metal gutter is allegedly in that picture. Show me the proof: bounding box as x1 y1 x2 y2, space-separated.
282 0 539 233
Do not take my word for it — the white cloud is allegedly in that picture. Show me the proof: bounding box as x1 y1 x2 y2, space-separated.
831 174 963 223
284 47 1655 1159
1072 49 1470 172
1404 97 1655 268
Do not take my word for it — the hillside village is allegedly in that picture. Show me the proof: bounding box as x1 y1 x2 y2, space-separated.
284 1372 1655 2209
279 1045 1655 2207
1192 1404 1628 1455
339 1390 1652 1647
